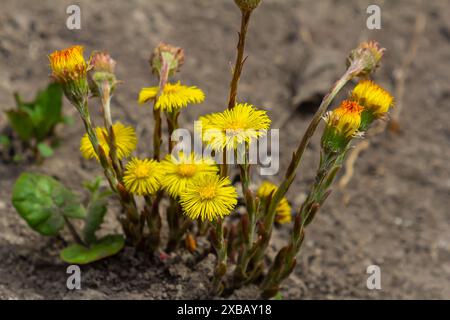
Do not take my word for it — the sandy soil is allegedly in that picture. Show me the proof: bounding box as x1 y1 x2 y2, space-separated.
0 0 449 299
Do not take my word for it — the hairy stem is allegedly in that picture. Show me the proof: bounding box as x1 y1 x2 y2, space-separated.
227 10 252 110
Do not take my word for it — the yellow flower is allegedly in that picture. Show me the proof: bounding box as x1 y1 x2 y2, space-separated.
327 100 363 137
196 103 271 150
179 174 238 222
257 181 292 224
48 45 88 83
138 82 205 112
80 122 137 161
48 45 89 106
160 152 218 198
351 80 394 117
123 158 163 195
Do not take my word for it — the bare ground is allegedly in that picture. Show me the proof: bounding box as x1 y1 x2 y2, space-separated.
0 0 449 299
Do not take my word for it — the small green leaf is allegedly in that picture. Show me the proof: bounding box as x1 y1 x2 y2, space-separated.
12 173 86 236
31 84 63 141
83 197 108 245
6 109 34 141
0 134 10 146
272 292 283 300
82 177 112 244
12 154 23 162
9 83 64 142
83 176 103 193
60 235 125 264
37 142 54 158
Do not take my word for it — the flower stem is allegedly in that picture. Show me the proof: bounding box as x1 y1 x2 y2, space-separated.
227 10 252 110
78 102 142 246
211 219 227 295
263 70 353 236
260 148 345 298
100 81 123 179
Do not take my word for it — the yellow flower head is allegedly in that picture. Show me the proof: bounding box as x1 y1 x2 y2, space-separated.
351 80 394 117
196 103 271 150
80 122 137 161
327 100 363 137
123 158 163 196
138 82 205 112
48 45 88 83
179 174 238 222
161 152 218 198
257 181 292 224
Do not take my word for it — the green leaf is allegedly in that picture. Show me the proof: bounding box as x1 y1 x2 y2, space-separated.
82 177 112 244
12 154 23 162
82 196 108 245
83 176 103 193
10 83 64 142
30 83 64 141
6 109 34 141
272 292 283 300
37 142 54 158
60 235 125 264
12 173 86 236
0 134 10 146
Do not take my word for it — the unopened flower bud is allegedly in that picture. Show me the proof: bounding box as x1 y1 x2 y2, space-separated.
347 41 385 77
150 43 184 77
89 51 116 73
88 51 117 96
234 0 262 12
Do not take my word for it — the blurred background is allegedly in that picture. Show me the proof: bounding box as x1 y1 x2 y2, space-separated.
0 0 449 299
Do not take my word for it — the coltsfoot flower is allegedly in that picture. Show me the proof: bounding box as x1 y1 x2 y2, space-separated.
48 45 89 106
196 103 271 151
160 152 218 198
351 80 394 130
322 100 363 152
138 82 205 112
179 174 238 222
123 158 163 196
80 122 137 161
257 181 292 224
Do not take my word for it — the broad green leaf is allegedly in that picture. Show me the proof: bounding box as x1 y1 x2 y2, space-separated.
12 173 86 236
37 142 54 158
60 235 125 264
5 110 34 141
